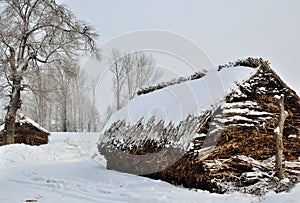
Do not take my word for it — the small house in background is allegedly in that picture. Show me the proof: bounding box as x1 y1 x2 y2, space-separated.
0 113 50 146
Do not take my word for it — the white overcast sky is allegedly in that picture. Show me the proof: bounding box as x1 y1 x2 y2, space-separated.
58 0 300 93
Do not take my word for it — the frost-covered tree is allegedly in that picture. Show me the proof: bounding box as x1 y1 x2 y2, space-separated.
0 0 100 144
109 49 126 111
22 60 99 132
109 50 161 111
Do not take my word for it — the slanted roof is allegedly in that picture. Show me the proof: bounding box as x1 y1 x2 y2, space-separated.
18 113 50 134
100 57 300 151
104 57 300 132
103 58 261 131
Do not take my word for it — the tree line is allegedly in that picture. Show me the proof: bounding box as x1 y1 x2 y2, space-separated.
0 0 100 144
0 0 161 145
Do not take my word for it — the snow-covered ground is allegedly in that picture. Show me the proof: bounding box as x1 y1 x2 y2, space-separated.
0 133 299 203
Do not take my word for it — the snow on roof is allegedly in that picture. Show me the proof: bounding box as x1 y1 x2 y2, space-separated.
18 113 50 134
103 66 258 132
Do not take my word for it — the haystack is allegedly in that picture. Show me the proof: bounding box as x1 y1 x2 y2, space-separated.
98 57 300 195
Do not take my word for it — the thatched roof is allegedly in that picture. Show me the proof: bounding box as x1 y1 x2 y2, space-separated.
98 57 300 195
17 113 50 134
100 57 300 147
138 57 300 103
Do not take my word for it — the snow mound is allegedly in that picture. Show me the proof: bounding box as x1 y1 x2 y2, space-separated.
0 132 103 168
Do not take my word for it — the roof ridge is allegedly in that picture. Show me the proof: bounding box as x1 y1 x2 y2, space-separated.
255 60 300 103
18 113 50 134
137 57 265 96
136 70 207 96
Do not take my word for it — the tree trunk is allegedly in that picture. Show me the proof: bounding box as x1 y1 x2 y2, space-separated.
275 95 288 180
4 79 21 145
62 98 67 132
61 86 68 132
116 81 121 110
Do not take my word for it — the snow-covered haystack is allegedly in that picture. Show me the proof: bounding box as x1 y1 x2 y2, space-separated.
98 57 300 195
0 113 50 146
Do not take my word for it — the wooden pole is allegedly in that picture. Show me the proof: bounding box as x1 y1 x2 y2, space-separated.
275 95 288 180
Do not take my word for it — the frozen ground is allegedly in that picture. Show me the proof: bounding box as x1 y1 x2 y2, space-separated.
0 133 299 203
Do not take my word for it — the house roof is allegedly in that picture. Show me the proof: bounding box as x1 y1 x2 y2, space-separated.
18 113 50 134
0 114 50 136
103 58 281 132
100 57 300 151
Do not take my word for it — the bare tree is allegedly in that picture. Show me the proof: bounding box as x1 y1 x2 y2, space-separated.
110 49 126 111
109 50 161 112
22 59 99 132
53 59 79 132
22 63 54 127
22 63 59 130
0 0 100 144
88 77 99 132
130 52 159 99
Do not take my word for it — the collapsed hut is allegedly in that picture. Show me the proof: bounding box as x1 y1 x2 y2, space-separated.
98 57 300 195
0 113 50 146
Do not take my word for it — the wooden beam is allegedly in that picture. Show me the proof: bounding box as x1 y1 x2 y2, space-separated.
275 95 288 180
